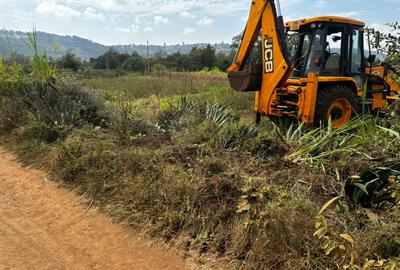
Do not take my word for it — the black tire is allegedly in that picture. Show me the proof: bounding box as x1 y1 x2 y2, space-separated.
314 84 359 127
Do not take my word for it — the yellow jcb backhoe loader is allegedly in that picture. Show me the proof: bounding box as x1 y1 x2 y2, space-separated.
227 0 400 128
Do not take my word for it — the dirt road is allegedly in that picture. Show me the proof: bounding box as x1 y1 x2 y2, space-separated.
0 147 188 270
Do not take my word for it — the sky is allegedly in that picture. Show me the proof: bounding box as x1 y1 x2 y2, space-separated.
1 0 399 46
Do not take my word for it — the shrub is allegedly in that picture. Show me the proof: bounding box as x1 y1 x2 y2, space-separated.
121 52 145 73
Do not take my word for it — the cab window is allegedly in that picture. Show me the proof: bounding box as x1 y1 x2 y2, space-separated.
351 29 363 74
322 27 344 75
306 29 324 75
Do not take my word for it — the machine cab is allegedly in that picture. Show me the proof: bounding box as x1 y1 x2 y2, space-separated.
285 17 366 88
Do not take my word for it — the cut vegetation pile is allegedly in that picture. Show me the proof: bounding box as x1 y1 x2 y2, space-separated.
1 36 400 269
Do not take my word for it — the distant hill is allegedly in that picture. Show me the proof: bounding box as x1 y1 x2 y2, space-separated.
0 29 232 60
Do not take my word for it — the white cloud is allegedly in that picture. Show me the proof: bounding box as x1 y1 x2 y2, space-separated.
61 0 248 16
83 7 105 21
36 1 81 19
115 27 132 33
36 0 303 24
143 26 154 32
329 11 362 18
180 10 196 19
131 24 140 33
153 15 169 25
197 17 214 27
314 0 327 8
281 0 303 8
369 23 391 34
183 27 195 34
42 0 305 19
114 19 159 33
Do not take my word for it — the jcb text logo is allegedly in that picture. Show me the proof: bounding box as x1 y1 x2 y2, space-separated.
264 38 274 74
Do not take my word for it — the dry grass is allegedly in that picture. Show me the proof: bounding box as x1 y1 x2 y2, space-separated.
80 71 229 99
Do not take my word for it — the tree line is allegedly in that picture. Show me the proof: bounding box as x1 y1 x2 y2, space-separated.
55 44 236 73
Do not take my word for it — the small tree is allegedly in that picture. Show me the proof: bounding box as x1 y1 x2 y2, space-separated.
154 63 167 74
91 48 130 69
58 50 81 72
121 52 145 73
216 52 231 71
369 22 400 80
188 44 217 71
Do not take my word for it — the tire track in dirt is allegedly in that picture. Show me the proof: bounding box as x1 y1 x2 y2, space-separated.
0 147 188 270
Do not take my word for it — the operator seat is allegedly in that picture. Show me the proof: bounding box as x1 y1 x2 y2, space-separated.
324 54 340 75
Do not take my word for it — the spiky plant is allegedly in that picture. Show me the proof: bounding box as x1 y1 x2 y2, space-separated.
25 28 56 83
284 117 372 168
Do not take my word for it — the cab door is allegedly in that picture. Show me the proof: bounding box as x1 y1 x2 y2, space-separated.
349 27 365 89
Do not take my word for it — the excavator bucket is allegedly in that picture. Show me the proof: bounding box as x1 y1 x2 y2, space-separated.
228 71 262 92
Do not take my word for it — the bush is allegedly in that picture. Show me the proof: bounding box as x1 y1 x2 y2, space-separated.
121 52 145 73
57 50 82 72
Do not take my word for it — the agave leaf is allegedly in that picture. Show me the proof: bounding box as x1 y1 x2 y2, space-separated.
319 196 341 215
377 126 400 139
340 234 354 246
286 123 294 140
394 237 400 245
364 208 380 224
290 123 304 141
237 200 251 213
352 183 369 195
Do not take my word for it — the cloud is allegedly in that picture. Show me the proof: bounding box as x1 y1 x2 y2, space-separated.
369 22 392 34
180 10 196 19
39 0 305 20
143 26 154 32
183 27 195 34
115 23 141 33
281 0 303 8
153 15 169 25
36 0 303 24
83 7 105 21
115 27 132 33
36 1 81 18
131 24 140 33
197 17 214 27
62 0 247 16
314 0 327 8
329 11 362 18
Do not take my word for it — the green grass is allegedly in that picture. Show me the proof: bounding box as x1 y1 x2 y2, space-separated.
80 72 254 123
80 72 229 99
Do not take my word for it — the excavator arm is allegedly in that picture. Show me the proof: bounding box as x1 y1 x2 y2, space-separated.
227 0 266 73
227 0 293 116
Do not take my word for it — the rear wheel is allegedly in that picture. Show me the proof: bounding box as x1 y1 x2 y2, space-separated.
314 85 359 128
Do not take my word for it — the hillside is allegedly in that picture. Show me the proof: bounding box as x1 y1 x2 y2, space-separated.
0 29 231 60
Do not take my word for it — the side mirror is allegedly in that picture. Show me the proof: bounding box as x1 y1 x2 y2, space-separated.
368 55 376 64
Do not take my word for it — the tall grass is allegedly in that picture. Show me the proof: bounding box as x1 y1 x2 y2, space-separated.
25 29 56 82
80 71 228 99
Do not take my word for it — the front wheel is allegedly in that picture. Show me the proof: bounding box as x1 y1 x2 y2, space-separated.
314 85 359 129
